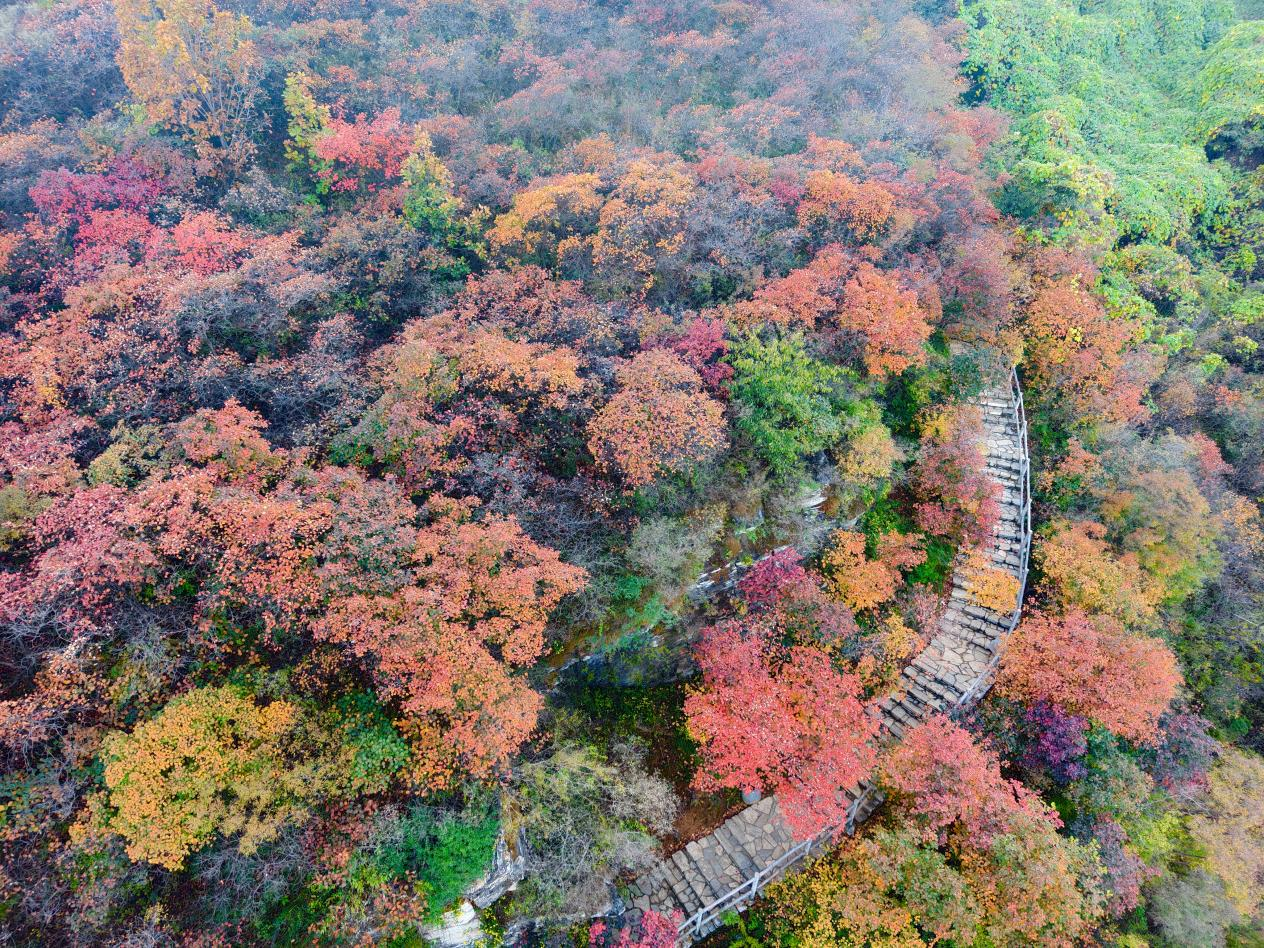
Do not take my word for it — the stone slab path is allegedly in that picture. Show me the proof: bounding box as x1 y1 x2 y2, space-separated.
626 371 1032 942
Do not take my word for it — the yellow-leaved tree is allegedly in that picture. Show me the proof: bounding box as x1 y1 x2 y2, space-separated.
1187 748 1264 918
113 0 261 171
100 685 311 869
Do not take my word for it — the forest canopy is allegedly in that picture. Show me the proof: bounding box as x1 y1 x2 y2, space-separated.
0 0 1261 945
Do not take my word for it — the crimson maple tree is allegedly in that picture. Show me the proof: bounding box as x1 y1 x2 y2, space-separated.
685 618 879 838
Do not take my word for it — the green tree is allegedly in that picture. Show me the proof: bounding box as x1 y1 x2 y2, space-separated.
282 71 331 182
1197 22 1264 155
727 331 851 475
401 133 486 261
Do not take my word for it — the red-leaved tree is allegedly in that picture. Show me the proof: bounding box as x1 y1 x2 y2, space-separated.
881 714 1049 848
685 618 878 838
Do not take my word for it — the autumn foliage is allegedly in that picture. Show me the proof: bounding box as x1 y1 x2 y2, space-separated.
685 619 879 838
881 715 1047 847
821 529 925 613
587 349 727 487
999 608 1181 743
113 0 261 170
764 718 1104 946
837 263 933 378
1035 519 1159 628
318 509 586 789
1020 253 1148 424
0 0 1257 941
99 686 306 870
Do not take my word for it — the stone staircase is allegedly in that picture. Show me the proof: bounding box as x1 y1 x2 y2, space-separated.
879 383 1030 737
625 797 795 922
626 370 1032 943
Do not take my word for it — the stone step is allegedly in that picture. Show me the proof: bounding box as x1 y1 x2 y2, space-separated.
899 673 948 710
742 795 777 824
713 823 758 880
665 860 703 915
991 551 1022 568
768 818 796 860
987 462 1022 477
910 658 967 701
987 455 1021 469
960 639 998 667
882 695 924 728
637 375 1032 942
883 714 906 741
962 619 1013 642
901 670 959 708
653 868 698 918
946 614 1013 642
670 851 712 912
686 838 731 896
955 625 999 653
961 601 1015 622
657 884 692 919
849 787 884 825
688 850 727 906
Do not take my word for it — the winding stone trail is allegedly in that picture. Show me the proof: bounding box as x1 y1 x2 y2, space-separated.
626 370 1032 942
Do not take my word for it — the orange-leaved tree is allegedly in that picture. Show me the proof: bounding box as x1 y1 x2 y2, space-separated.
822 529 924 612
766 717 1104 946
797 170 904 245
998 607 1180 743
316 506 586 789
1020 251 1149 424
587 349 727 488
1036 519 1159 628
872 716 1105 944
836 263 933 379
